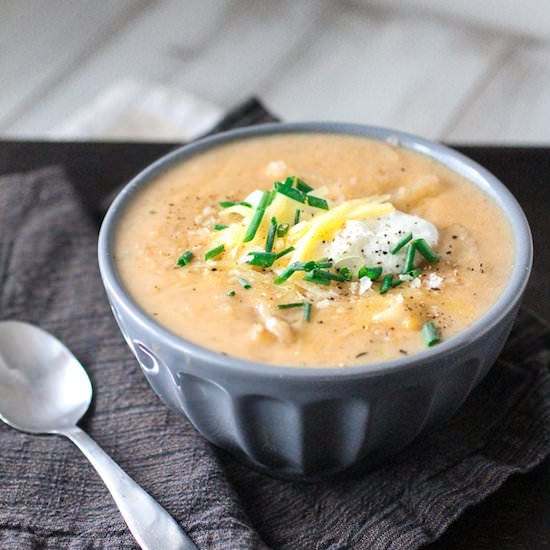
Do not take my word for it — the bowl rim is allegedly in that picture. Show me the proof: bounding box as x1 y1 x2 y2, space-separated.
98 122 533 380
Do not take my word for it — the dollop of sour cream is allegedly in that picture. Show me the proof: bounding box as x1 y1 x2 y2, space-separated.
321 211 438 274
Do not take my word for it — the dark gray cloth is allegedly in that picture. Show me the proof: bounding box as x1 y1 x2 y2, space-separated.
0 117 549 550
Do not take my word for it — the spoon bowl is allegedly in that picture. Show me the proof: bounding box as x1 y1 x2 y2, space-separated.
0 320 196 550
0 321 91 433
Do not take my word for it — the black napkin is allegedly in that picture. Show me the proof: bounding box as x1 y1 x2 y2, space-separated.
0 104 548 550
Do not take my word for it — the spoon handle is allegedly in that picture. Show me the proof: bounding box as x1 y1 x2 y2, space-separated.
62 426 197 550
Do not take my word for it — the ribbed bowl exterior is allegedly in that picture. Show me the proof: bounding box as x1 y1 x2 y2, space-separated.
98 122 532 480
107 291 518 479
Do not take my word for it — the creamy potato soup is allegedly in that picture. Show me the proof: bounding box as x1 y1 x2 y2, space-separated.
115 134 513 367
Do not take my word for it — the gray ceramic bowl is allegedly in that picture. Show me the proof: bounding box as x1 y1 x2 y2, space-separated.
98 123 532 480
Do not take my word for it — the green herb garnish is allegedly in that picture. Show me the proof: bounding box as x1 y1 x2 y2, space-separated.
306 195 328 210
277 302 305 310
303 302 312 322
295 178 313 194
277 223 289 237
274 267 297 285
176 250 194 267
402 241 417 274
390 232 413 254
293 261 318 271
308 269 348 283
358 266 382 281
282 176 314 194
227 290 236 297
281 177 294 188
237 277 251 289
293 208 301 225
266 189 277 205
214 224 228 231
275 246 295 259
422 322 441 347
316 259 333 269
303 271 332 285
391 278 405 288
379 274 393 294
414 238 439 264
205 245 224 261
274 181 305 203
219 200 252 208
273 260 317 284
265 216 277 253
306 195 329 210
243 191 270 243
246 245 295 268
338 267 353 281
246 251 277 267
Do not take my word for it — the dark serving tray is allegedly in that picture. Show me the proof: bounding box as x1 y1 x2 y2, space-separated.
1 140 548 549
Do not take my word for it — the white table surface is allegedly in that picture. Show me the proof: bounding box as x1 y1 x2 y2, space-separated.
1 0 549 144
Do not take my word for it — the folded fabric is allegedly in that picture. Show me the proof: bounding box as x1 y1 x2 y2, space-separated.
0 108 548 550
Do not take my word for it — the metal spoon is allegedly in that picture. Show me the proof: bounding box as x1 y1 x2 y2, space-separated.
0 321 197 550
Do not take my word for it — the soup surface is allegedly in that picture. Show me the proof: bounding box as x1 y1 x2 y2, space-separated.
115 133 513 367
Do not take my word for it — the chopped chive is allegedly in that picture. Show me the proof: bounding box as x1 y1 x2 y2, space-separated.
315 258 333 268
274 267 296 284
273 260 320 284
295 261 318 271
227 290 236 297
282 176 315 196
303 272 332 285
391 278 405 288
249 250 296 266
315 273 342 283
277 223 289 237
284 176 315 196
214 224 228 231
295 178 313 194
277 302 305 310
358 266 383 281
408 268 421 278
265 216 277 252
176 250 194 267
243 191 270 243
246 251 277 267
294 208 301 225
274 181 305 203
205 244 224 260
248 254 277 260
390 232 413 254
237 277 251 289
338 267 353 281
303 302 312 322
281 176 294 188
266 189 277 205
379 274 393 294
219 200 252 208
309 269 347 282
306 195 329 210
275 246 295 259
422 322 441 347
415 239 439 264
311 269 347 283
402 241 417 274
